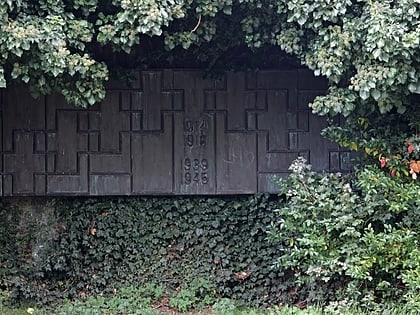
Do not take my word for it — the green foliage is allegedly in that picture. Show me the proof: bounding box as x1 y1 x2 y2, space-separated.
2 286 419 315
323 101 420 179
0 203 20 289
54 285 163 315
0 0 418 117
170 278 216 312
0 6 108 106
268 157 420 312
2 195 292 310
280 0 420 117
96 0 185 52
212 298 239 314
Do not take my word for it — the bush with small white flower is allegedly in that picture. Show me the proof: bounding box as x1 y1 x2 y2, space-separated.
268 158 420 312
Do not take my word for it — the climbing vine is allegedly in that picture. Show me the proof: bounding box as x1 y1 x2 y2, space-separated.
0 0 418 112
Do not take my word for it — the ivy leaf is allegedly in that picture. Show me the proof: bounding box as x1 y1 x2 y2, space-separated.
371 89 381 101
0 68 6 88
359 90 369 100
408 82 420 94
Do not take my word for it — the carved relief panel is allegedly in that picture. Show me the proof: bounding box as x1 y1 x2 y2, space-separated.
0 69 351 195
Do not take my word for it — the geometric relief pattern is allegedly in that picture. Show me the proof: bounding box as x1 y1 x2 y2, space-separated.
0 69 351 196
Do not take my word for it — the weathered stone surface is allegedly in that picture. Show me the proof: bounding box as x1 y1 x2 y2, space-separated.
0 69 351 195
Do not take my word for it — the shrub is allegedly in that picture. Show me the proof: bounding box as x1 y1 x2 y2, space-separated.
268 157 420 312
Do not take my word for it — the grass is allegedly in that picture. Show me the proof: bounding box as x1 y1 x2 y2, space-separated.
1 289 418 315
1 302 418 315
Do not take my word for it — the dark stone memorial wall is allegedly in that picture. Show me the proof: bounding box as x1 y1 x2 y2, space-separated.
0 69 351 196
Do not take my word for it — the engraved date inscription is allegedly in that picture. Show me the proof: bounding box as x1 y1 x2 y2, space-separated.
183 117 210 185
184 119 208 147
183 158 208 184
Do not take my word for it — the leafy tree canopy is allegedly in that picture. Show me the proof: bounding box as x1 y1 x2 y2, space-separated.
0 0 419 117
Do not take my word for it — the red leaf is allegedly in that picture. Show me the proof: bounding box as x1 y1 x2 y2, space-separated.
408 142 414 154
